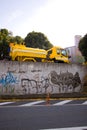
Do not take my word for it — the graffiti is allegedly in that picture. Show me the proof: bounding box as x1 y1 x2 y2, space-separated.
0 71 18 93
0 70 81 94
0 61 86 95
0 71 18 86
40 76 53 93
21 79 37 94
20 71 82 94
31 69 42 72
49 71 81 92
21 76 53 94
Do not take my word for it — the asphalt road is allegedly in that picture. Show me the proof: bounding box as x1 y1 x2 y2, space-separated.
0 100 87 130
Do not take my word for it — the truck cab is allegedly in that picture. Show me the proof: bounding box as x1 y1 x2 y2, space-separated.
46 46 70 63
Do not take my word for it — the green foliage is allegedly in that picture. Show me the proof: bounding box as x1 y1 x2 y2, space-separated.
0 29 11 59
24 31 53 50
13 36 24 44
0 28 23 60
0 29 53 60
78 34 87 62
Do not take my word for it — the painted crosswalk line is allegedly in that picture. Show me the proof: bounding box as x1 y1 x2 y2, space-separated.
82 100 87 104
40 126 87 130
20 100 45 106
0 102 14 105
53 100 72 106
0 100 87 107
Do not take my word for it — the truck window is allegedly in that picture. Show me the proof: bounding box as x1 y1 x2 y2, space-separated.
61 49 67 56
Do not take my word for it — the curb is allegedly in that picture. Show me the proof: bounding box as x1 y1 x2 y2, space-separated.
0 93 87 101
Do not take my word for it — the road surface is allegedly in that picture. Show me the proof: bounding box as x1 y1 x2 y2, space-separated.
0 99 87 130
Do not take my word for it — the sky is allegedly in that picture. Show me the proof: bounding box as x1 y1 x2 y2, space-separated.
0 0 87 48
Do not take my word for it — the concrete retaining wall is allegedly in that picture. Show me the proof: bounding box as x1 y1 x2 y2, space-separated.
0 61 87 95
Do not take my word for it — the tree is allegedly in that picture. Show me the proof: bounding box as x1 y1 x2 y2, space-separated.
78 34 87 62
0 28 24 60
24 31 53 50
13 36 24 44
0 28 11 59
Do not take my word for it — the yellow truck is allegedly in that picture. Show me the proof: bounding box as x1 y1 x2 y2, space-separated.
46 46 70 63
9 43 70 63
9 43 47 62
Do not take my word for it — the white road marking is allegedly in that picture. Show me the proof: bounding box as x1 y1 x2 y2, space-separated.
20 100 45 106
0 102 14 105
40 126 87 130
0 100 87 107
82 101 87 104
53 100 72 106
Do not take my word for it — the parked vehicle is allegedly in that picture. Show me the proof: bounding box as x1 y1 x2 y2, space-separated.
9 43 70 63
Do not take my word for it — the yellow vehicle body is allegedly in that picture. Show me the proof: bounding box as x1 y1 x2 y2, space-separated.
9 43 47 62
46 46 70 63
9 43 70 63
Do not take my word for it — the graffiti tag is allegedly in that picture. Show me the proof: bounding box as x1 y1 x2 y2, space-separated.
0 71 18 87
